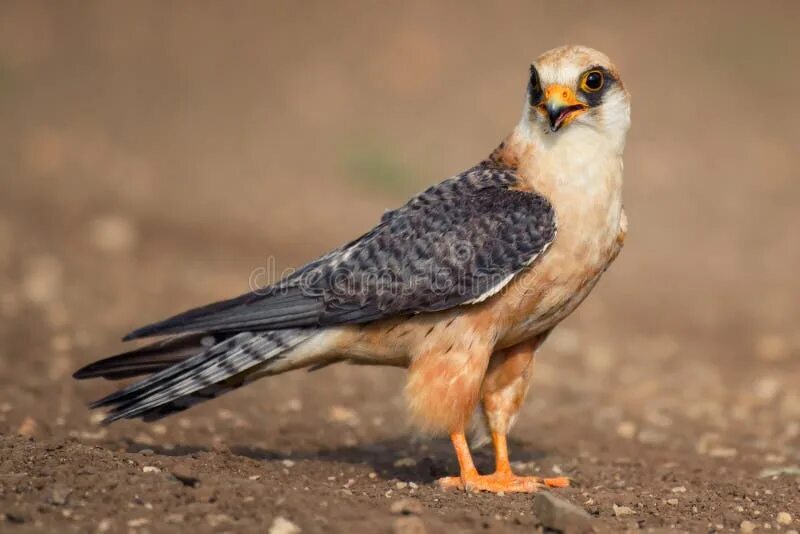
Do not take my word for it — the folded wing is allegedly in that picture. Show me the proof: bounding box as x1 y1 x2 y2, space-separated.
124 165 556 340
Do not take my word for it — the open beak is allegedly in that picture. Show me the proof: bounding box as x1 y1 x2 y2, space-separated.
537 84 588 132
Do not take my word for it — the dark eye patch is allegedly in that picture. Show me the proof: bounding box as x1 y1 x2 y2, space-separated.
578 66 615 107
528 65 543 107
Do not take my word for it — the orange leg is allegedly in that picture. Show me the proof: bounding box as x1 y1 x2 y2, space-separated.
437 431 568 493
437 338 570 493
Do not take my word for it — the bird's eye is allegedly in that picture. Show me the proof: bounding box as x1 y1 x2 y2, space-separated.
529 66 543 105
581 70 604 92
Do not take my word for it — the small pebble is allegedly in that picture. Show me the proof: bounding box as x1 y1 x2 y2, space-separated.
533 492 593 532
616 421 636 439
47 484 71 506
667 498 679 505
672 486 687 493
142 466 161 473
268 516 301 534
613 504 635 517
171 463 199 486
17 417 41 439
777 512 792 525
328 405 360 427
709 447 737 458
207 514 233 527
89 214 138 253
740 520 756 533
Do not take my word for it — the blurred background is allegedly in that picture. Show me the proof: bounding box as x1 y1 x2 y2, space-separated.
0 1 798 531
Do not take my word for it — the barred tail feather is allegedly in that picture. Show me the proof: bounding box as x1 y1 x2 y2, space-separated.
83 329 312 424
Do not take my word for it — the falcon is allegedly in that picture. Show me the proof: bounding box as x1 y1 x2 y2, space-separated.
75 45 630 493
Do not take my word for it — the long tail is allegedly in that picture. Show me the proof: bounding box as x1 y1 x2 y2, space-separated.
74 329 312 423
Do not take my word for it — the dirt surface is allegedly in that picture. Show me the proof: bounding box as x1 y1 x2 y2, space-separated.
1 1 799 532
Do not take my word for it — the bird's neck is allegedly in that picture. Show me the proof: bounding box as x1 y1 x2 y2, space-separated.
493 124 625 211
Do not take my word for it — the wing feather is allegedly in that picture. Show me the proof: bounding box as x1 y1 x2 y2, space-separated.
123 164 555 340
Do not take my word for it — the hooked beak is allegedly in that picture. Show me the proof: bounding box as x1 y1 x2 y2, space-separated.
537 84 588 132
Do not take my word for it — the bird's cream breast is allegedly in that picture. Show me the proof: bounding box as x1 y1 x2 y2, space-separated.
494 134 625 347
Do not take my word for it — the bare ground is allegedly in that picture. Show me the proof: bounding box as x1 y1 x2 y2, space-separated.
1 2 799 532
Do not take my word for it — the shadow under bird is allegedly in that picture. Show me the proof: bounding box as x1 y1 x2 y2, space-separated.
75 45 630 493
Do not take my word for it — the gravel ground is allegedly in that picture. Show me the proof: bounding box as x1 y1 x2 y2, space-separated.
1 2 799 532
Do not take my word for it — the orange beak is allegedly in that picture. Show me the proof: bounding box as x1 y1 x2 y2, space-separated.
537 84 588 132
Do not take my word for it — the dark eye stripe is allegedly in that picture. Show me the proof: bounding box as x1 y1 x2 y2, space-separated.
528 65 543 106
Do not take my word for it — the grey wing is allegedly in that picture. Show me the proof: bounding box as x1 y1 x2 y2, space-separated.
124 166 555 340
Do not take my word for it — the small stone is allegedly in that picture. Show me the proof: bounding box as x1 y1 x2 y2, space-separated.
165 513 184 524
47 484 71 505
709 447 737 458
281 399 302 412
97 518 113 532
671 486 687 493
616 421 636 439
613 504 635 517
328 405 360 427
89 214 138 253
171 463 199 487
533 492 594 533
4 510 26 524
89 412 106 425
777 512 793 525
17 417 41 439
391 498 423 516
396 481 408 489
638 428 668 445
759 465 800 478
127 518 149 528
394 457 417 467
740 520 756 533
207 514 233 527
392 516 426 534
142 466 161 473
269 516 301 534
22 255 62 304
249 475 261 481
754 377 781 403
282 459 295 468
667 498 679 505
138 448 154 456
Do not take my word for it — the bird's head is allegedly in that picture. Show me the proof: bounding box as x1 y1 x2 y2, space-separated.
522 45 630 145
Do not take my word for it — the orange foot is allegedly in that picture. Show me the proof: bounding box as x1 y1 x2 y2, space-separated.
437 472 570 493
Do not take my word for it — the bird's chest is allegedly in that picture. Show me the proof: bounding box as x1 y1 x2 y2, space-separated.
496 159 625 346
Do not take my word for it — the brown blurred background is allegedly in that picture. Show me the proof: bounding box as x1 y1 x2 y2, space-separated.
0 1 798 531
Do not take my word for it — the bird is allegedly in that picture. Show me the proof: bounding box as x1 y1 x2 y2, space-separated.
74 45 630 494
